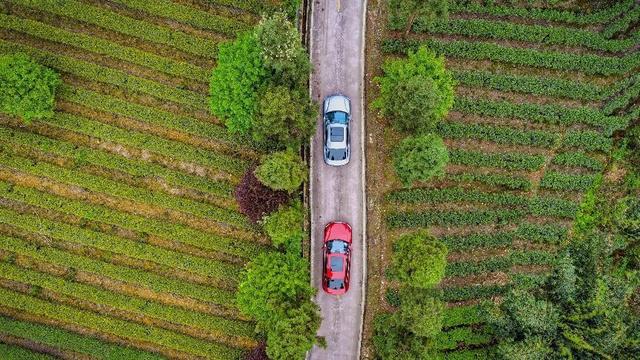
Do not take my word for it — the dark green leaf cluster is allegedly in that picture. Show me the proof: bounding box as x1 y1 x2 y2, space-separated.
0 53 60 123
390 232 448 288
601 5 640 38
449 172 532 191
255 150 307 193
540 171 599 191
552 151 604 172
387 209 526 228
562 130 613 153
446 250 556 277
440 223 567 252
437 121 559 148
449 148 545 171
603 75 640 116
262 201 305 254
393 134 449 187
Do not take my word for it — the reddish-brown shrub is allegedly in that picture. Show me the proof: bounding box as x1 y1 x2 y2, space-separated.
246 341 268 360
235 166 290 223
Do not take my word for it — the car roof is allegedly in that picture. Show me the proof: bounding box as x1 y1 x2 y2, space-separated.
326 123 347 148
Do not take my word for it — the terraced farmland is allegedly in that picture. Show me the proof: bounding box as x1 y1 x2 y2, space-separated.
0 0 284 358
365 0 640 358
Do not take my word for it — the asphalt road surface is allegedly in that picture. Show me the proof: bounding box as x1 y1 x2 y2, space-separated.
308 1 366 359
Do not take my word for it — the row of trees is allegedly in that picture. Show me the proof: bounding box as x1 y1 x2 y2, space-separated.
373 232 449 359
209 7 321 360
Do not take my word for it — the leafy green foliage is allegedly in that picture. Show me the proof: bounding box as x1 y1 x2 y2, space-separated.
255 150 307 192
253 86 316 147
388 0 449 32
263 201 305 253
391 232 447 288
373 313 437 360
0 53 60 123
449 149 545 171
266 302 321 360
374 47 455 133
394 287 444 337
614 196 640 239
393 134 449 187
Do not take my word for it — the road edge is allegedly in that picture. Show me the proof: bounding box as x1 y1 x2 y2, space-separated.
307 0 317 358
357 1 368 359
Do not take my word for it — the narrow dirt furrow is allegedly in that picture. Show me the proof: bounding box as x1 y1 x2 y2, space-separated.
455 84 600 108
0 332 93 360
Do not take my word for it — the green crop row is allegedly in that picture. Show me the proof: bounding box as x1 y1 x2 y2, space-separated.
453 97 627 135
433 326 492 350
449 149 545 171
0 234 236 307
440 273 545 302
58 84 257 152
0 125 234 200
446 250 556 277
601 5 640 38
381 38 640 76
0 342 55 360
449 172 532 191
540 171 599 191
0 181 265 259
442 305 484 328
0 286 242 359
437 121 559 148
442 348 493 360
0 13 209 82
603 75 640 115
387 209 526 229
0 40 208 111
11 0 219 58
552 151 604 171
0 261 253 338
111 0 251 36
412 17 638 53
0 206 243 284
0 315 163 360
453 69 604 101
0 150 252 231
529 196 578 218
562 130 613 153
441 223 568 251
448 0 634 25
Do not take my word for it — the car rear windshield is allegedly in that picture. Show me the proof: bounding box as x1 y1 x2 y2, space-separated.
327 111 348 124
326 148 346 161
327 240 348 254
330 256 343 272
328 279 344 290
330 127 344 142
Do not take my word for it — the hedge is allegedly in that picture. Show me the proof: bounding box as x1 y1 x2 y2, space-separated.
0 234 236 307
433 326 493 350
437 121 560 149
0 13 209 82
381 38 640 77
413 17 638 53
603 75 640 115
0 150 252 231
449 149 545 171
387 209 526 228
452 69 604 101
0 343 55 360
0 315 163 360
442 305 484 328
540 171 599 191
440 223 568 251
552 151 604 171
601 6 640 39
562 130 613 153
448 172 532 191
446 250 556 277
0 262 253 338
0 287 242 359
12 0 220 58
0 181 266 259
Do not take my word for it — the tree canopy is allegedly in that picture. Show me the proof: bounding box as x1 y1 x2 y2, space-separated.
0 53 60 123
255 149 308 192
391 231 448 288
393 133 449 187
373 46 455 133
263 201 305 254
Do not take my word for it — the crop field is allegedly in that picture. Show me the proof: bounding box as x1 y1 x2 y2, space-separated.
0 0 285 358
366 0 640 358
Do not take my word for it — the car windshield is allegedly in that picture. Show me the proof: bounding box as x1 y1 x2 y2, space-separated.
330 256 343 272
326 148 347 160
330 127 344 142
328 279 345 290
327 111 348 124
327 240 348 254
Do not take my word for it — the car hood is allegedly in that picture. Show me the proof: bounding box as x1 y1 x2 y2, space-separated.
324 95 350 114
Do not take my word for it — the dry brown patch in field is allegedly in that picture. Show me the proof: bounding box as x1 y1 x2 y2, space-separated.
511 264 551 274
0 332 92 360
512 239 558 252
448 247 510 263
0 304 201 360
3 3 216 69
441 271 510 288
429 223 517 237
0 167 263 243
444 137 553 156
0 30 208 94
446 298 484 308
0 278 256 350
0 197 247 265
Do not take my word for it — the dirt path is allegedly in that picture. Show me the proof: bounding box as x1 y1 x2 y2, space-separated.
308 1 367 359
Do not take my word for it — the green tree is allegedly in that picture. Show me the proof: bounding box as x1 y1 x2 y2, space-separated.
391 232 447 288
496 338 554 360
255 12 310 90
266 302 321 360
210 32 266 134
393 133 449 187
372 313 437 360
0 53 60 123
236 252 315 328
373 46 454 133
393 287 444 337
263 201 305 253
255 150 307 192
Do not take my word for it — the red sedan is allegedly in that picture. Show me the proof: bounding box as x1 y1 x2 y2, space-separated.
322 222 352 295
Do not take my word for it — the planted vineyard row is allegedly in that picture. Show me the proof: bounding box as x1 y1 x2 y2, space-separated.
0 0 272 358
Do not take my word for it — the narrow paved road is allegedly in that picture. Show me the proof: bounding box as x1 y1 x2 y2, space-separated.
309 1 366 359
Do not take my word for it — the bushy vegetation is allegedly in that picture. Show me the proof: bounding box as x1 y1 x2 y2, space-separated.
0 53 60 123
263 201 306 253
390 232 447 288
393 134 449 186
255 150 307 193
